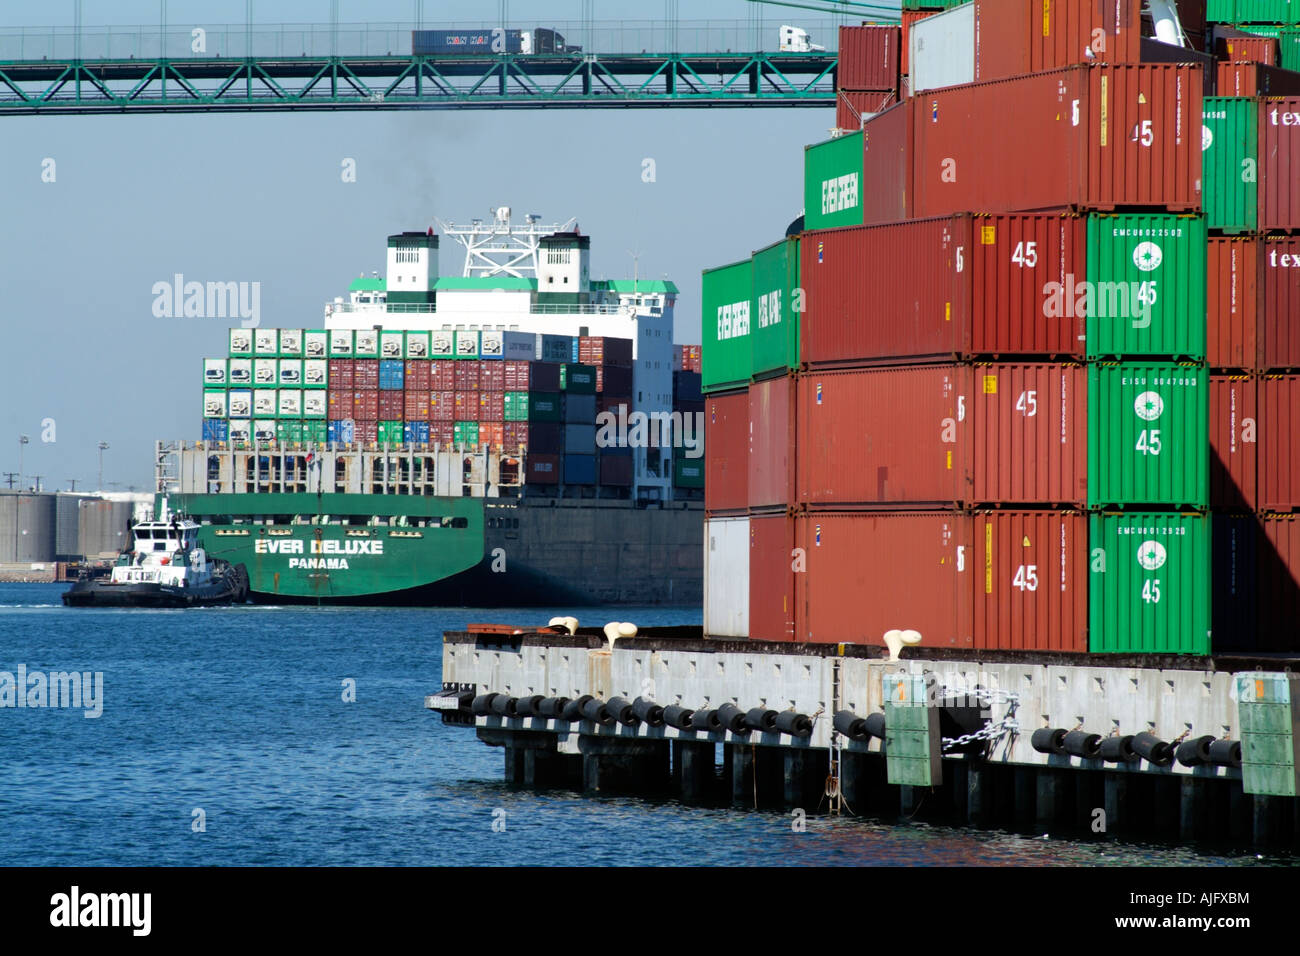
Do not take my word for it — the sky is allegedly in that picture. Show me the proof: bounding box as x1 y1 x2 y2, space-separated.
0 0 884 490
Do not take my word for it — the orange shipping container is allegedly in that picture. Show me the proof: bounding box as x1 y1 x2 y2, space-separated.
837 24 900 92
973 0 1143 82
1258 374 1300 511
1207 238 1258 371
748 376 796 510
1210 375 1258 511
705 389 748 513
749 514 796 642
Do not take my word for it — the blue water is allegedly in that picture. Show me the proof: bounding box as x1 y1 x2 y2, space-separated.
0 583 1287 866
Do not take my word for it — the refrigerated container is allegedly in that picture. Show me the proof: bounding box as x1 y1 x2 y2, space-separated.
705 516 749 638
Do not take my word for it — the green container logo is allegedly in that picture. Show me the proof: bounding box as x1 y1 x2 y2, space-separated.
701 258 753 394
751 237 801 378
803 131 864 232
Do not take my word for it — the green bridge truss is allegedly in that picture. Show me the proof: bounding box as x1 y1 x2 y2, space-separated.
0 51 839 114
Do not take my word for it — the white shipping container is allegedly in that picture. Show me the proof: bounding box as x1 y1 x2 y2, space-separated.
278 389 302 417
227 389 252 418
253 389 277 416
380 330 404 359
253 358 277 385
277 359 302 385
431 330 454 357
405 333 430 359
252 419 277 443
355 329 379 357
330 330 355 357
254 328 279 355
228 420 251 444
229 328 253 355
204 358 227 385
910 1 975 94
480 330 504 358
304 330 329 358
303 392 328 418
203 391 227 419
705 517 749 638
303 359 328 386
227 358 252 385
279 328 304 355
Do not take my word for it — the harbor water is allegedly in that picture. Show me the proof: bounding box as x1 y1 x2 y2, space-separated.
0 583 1288 867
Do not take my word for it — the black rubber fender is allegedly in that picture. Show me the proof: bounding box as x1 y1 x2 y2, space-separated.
833 709 869 741
1063 730 1102 759
537 697 570 719
606 696 639 726
632 697 665 727
581 696 616 727
453 691 475 710
560 694 593 722
1030 728 1068 756
1132 732 1173 766
1099 735 1138 763
1208 739 1242 769
774 710 814 738
490 695 519 718
514 694 545 718
662 704 694 730
1175 735 1215 767
715 703 748 734
745 707 779 732
689 708 717 732
471 693 498 716
863 712 886 740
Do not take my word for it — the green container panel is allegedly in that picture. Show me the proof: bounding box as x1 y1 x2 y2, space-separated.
304 420 328 443
275 420 305 443
1085 214 1207 360
378 420 404 445
1242 25 1300 69
803 130 864 233
1202 98 1259 234
750 236 801 378
701 258 753 394
562 363 598 393
1088 512 1211 655
504 391 529 421
453 421 480 445
526 392 561 422
901 0 966 10
1225 2 1300 23
673 457 704 488
1087 363 1209 509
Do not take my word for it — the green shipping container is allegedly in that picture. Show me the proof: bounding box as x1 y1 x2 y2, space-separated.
1085 214 1207 360
504 391 529 422
1242 25 1300 69
1202 98 1258 234
673 457 704 488
561 363 597 393
1088 363 1209 509
803 130 864 232
453 421 480 445
304 420 328 443
902 0 966 8
1227 2 1300 24
751 236 801 378
527 392 562 423
1089 512 1211 655
701 258 753 394
378 420 404 445
275 419 305 443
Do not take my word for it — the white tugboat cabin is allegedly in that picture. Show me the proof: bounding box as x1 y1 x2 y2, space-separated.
112 506 211 589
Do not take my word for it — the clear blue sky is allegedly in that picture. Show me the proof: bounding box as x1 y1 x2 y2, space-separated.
0 0 880 490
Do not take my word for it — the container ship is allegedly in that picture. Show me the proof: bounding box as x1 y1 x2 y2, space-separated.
165 208 705 605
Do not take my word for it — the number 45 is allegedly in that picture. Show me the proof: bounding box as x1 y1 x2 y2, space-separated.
1132 119 1154 147
1142 579 1161 604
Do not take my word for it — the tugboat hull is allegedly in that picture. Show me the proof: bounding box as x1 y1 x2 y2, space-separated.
62 563 249 608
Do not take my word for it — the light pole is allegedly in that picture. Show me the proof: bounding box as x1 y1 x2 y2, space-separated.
18 434 29 490
97 441 109 492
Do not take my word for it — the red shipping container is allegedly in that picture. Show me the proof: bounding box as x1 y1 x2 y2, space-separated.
480 422 504 449
326 390 349 421
838 24 899 91
912 65 1202 217
431 360 456 391
972 0 1142 82
1210 375 1258 511
749 376 796 509
973 511 1087 652
454 362 480 390
599 455 634 487
429 390 455 422
798 364 1087 508
795 512 973 647
354 420 378 444
596 365 633 396
1258 516 1300 653
479 391 504 422
352 390 378 421
479 360 504 391
430 422 454 445
861 100 913 226
900 10 936 77
1216 63 1300 98
1259 374 1300 510
1215 35 1279 68
579 336 634 367
378 391 404 420
454 391 479 421
527 454 561 485
597 395 631 418
1258 238 1300 370
1207 238 1259 371
749 514 796 642
403 360 431 392
353 359 379 389
328 360 354 389
803 214 1086 367
503 421 527 452
403 392 428 421
705 389 749 513
835 90 897 131
1261 98 1300 232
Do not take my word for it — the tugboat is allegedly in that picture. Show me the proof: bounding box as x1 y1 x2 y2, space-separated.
62 502 249 608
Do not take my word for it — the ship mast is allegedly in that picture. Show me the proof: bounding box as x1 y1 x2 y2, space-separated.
435 206 577 279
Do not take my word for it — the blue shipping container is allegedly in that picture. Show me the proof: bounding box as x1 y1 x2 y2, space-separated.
563 453 597 485
328 420 356 444
202 418 229 442
379 360 405 390
413 29 523 55
404 421 430 444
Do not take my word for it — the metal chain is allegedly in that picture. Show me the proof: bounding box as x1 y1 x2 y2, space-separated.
939 687 1021 752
